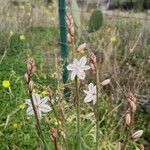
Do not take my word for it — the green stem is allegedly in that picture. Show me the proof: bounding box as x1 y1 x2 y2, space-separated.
95 67 100 150
75 76 81 149
28 79 48 149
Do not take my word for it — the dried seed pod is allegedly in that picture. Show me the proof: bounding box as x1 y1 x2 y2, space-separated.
77 43 86 52
101 79 111 86
125 113 131 126
131 130 143 139
50 128 57 143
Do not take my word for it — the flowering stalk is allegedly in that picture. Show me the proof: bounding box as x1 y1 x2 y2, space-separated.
89 52 100 149
26 58 48 149
75 76 81 149
121 92 136 150
95 64 100 150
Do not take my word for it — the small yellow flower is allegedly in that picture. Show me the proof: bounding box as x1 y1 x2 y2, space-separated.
20 5 25 10
19 103 26 110
66 117 73 123
2 80 10 88
41 90 47 96
20 35 26 40
51 72 57 78
10 31 14 37
80 50 85 54
110 36 117 44
27 12 31 17
51 17 55 21
106 28 111 33
32 89 36 93
13 123 18 129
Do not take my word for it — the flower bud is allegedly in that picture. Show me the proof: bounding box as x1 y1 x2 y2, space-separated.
50 128 57 143
138 144 144 150
27 58 35 76
129 101 137 113
89 52 97 64
127 92 136 103
101 79 111 86
24 73 28 82
45 86 52 98
131 130 143 139
125 113 131 126
67 33 73 43
91 63 96 74
77 43 86 52
28 80 34 92
70 26 75 36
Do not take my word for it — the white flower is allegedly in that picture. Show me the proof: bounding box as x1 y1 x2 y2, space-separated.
67 56 90 80
25 93 52 120
83 83 97 105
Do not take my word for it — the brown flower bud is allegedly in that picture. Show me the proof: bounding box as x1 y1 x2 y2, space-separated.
77 43 86 52
101 79 111 86
89 52 97 74
138 144 144 150
28 80 34 92
89 52 97 64
67 33 73 43
27 58 35 76
131 130 143 139
50 128 57 143
70 26 75 36
90 63 96 74
127 92 136 103
125 113 131 126
129 101 137 113
45 86 52 98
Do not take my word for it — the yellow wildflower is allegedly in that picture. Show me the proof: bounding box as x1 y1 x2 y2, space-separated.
106 28 111 33
13 123 18 129
66 117 73 123
110 36 117 44
27 12 31 17
10 31 14 37
41 90 47 96
19 103 26 110
2 80 10 88
80 50 85 54
20 35 26 40
20 5 25 10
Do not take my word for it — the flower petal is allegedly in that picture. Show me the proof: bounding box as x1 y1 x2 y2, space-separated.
83 90 91 95
77 71 85 80
26 106 34 115
25 99 31 105
84 94 94 103
80 65 91 71
71 70 77 80
88 83 94 92
67 64 76 71
32 93 40 105
73 58 79 66
40 104 52 113
79 56 87 66
39 96 49 105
